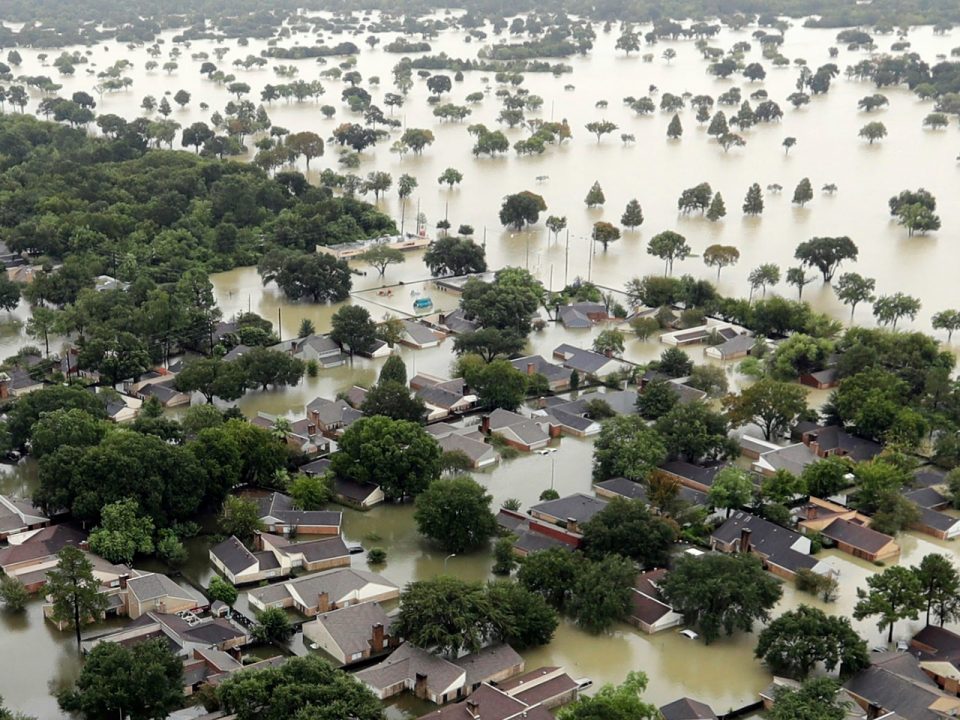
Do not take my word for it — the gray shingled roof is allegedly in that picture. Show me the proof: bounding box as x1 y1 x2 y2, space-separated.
712 512 816 573
820 518 894 555
127 573 204 605
659 697 718 720
312 601 392 657
210 536 256 575
530 493 608 523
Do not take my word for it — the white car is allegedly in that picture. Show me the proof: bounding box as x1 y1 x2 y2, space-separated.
575 678 593 691
535 448 558 455
679 629 699 640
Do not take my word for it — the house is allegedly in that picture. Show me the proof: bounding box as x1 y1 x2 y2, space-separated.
552 344 624 378
124 573 208 620
818 517 900 563
401 320 443 349
630 569 684 634
799 368 840 390
410 374 477 420
659 698 718 720
704 333 756 361
254 492 342 535
136 378 191 407
494 666 580 710
557 302 608 329
82 611 250 656
0 495 49 540
306 396 364 437
360 340 391 359
300 456 386 509
333 478 386 509
844 652 960 720
436 308 479 335
482 409 551 452
511 356 572 392
355 642 523 705
496 508 577 558
663 379 709 405
914 467 948 489
222 344 252 363
528 493 609 535
911 625 960 695
271 334 345 367
0 525 88 589
106 393 144 423
0 368 44 397
417 683 554 720
711 512 822 581
749 440 820 478
303 601 398 666
795 424 883 462
795 497 874 533
903 488 960 540
209 532 351 585
660 324 740 347
594 476 710 513
247 568 399 616
655 461 730 494
431 428 499 469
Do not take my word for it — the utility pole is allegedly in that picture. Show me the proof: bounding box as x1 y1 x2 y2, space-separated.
482 226 487 249
564 230 570 286
277 306 282 342
587 236 593 282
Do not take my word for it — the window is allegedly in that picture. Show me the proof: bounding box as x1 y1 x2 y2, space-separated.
350 652 363 661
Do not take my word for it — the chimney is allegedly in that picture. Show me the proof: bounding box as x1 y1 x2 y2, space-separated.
805 504 817 521
739 528 752 554
481 415 490 434
253 531 264 551
526 362 536 376
316 591 330 614
466 699 480 719
371 623 384 653
566 517 580 534
118 574 129 589
414 673 429 700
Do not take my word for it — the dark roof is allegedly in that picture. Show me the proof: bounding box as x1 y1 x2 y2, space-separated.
510 355 571 384
712 512 816 573
913 625 960 662
659 461 728 488
300 458 332 476
903 487 948 509
595 477 707 507
313 601 392 656
631 589 675 626
915 506 960 533
529 493 608 523
558 305 592 329
333 477 381 503
821 518 894 555
659 697 719 720
255 492 342 528
507 671 578 708
0 525 86 568
803 425 882 462
210 536 256 575
417 683 552 720
552 344 613 374
844 653 956 720
451 644 522 688
913 468 947 489
290 536 350 563
595 477 648 500
514 530 573 555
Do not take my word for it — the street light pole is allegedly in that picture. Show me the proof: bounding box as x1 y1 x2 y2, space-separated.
443 553 456 572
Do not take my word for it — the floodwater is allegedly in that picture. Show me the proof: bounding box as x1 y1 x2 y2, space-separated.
2 12 960 719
